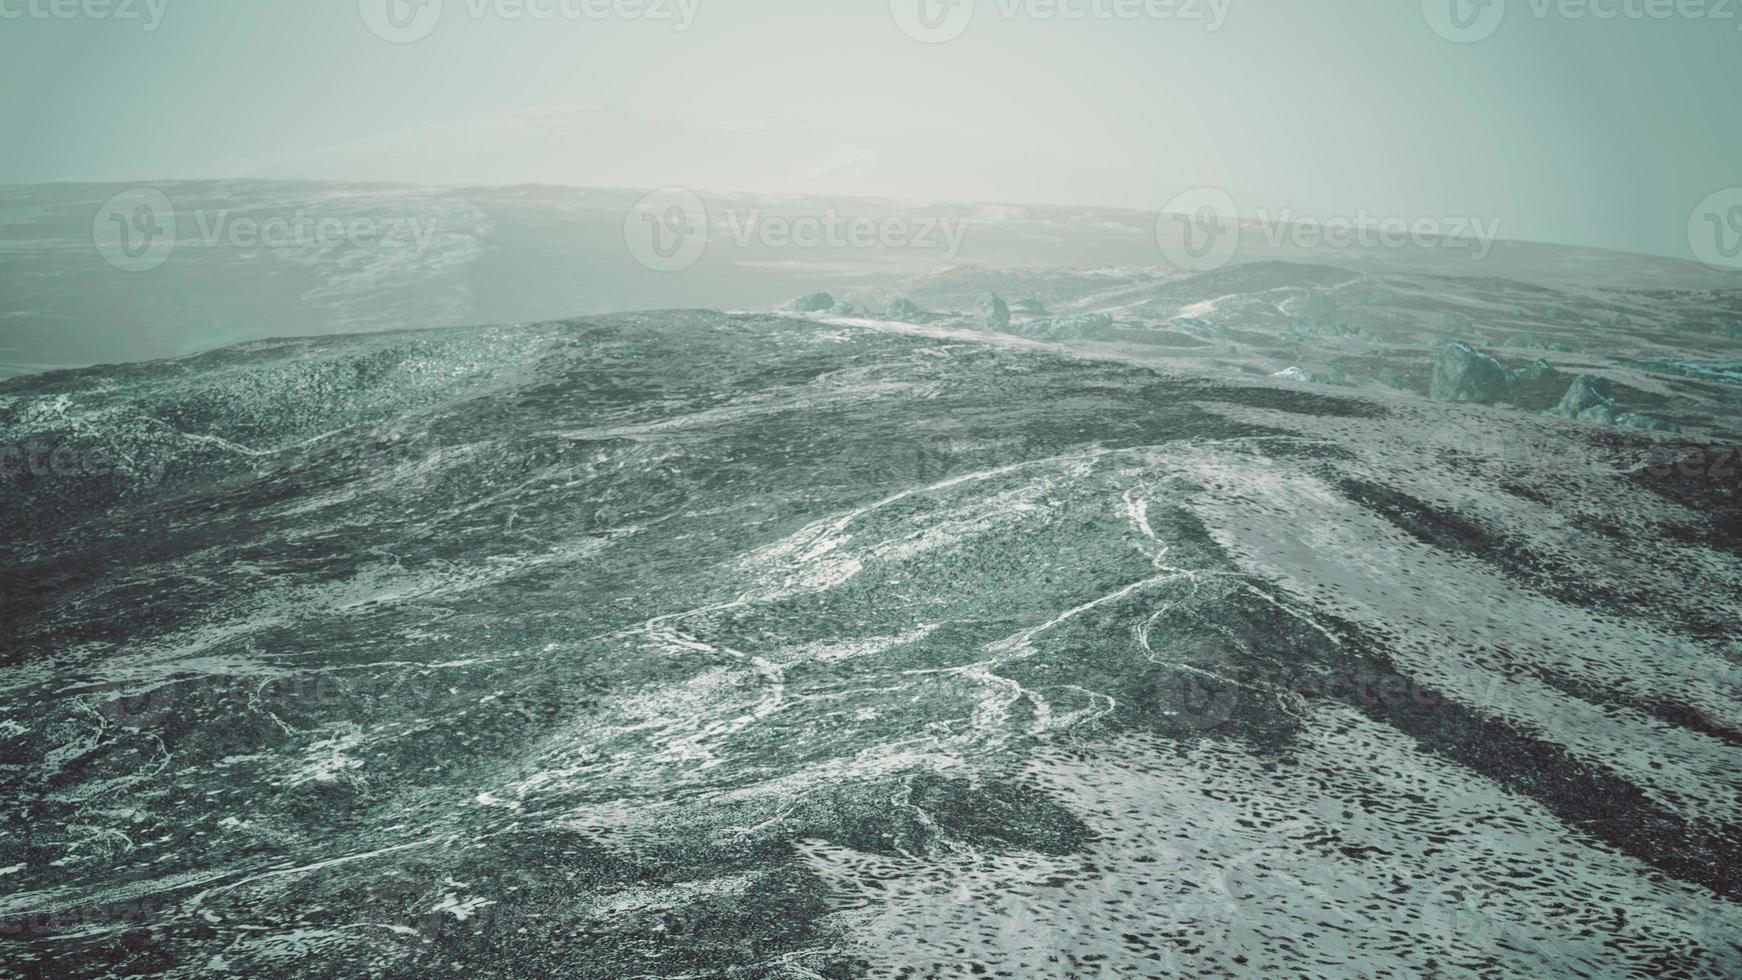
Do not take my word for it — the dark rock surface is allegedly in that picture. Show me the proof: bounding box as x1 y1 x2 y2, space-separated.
1430 342 1512 403
2 310 1739 978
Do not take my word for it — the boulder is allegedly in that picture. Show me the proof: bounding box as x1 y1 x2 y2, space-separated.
787 293 836 313
886 297 923 319
1271 366 1323 384
1548 375 1617 424
975 293 1011 331
1430 342 1510 403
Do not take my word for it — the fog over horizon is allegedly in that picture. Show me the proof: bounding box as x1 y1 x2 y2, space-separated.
4 0 1740 262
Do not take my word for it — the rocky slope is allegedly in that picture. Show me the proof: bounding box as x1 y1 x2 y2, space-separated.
2 310 1739 977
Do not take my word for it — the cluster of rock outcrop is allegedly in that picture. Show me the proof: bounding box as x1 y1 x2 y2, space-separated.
1432 339 1679 432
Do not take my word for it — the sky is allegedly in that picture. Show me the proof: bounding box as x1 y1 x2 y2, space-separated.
1 0 1738 261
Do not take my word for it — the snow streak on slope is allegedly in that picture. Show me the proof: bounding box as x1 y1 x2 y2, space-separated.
1 312 1737 978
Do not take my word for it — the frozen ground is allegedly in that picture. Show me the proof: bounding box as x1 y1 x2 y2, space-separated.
1 302 1739 977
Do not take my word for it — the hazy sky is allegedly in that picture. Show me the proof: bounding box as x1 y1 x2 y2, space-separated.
2 0 1738 260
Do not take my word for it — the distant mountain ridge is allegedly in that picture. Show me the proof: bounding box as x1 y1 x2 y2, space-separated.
1 179 1734 378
